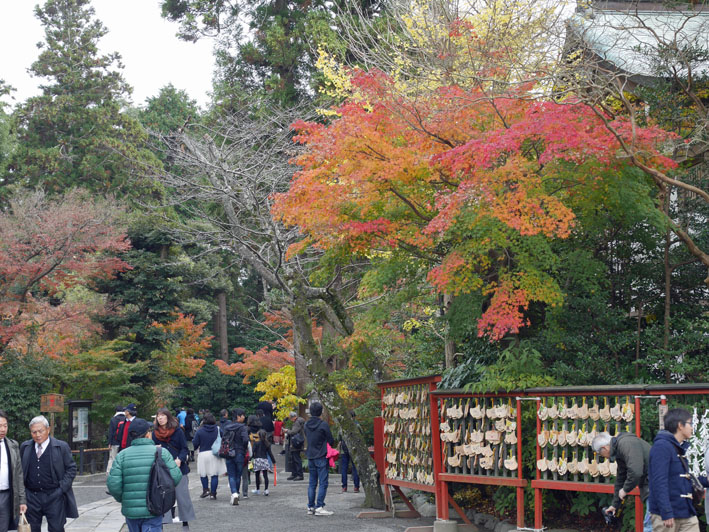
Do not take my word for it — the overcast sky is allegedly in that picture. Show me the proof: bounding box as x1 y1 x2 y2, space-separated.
0 1 215 109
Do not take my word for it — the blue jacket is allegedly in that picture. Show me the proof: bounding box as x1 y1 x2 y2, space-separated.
192 424 219 453
648 430 709 520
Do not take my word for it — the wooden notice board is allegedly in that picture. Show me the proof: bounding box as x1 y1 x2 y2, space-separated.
40 394 65 413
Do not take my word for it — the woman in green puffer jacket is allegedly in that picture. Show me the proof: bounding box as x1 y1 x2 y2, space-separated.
107 418 182 532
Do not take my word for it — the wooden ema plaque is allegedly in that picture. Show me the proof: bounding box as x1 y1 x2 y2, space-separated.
40 394 65 413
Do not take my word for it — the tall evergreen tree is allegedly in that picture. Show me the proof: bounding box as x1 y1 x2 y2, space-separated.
161 0 371 105
7 0 158 195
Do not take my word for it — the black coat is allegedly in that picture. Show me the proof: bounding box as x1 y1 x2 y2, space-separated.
107 413 126 446
20 437 78 519
152 428 190 475
304 416 334 460
222 421 249 454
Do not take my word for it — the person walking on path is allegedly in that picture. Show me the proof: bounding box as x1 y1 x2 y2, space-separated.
285 411 305 481
222 409 249 506
339 412 360 493
184 409 197 463
250 430 275 496
21 415 78 532
592 432 651 532
257 402 275 443
304 402 335 516
107 418 182 532
106 405 125 472
242 415 261 500
152 408 196 527
192 414 225 500
0 410 26 532
218 410 230 432
648 408 709 532
116 405 138 453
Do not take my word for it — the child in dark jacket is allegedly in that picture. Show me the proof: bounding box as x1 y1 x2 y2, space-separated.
251 429 276 495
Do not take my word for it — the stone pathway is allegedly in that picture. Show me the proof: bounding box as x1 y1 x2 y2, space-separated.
49 445 439 532
61 497 126 532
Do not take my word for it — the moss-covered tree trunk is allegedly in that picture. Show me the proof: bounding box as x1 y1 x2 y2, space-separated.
290 291 385 510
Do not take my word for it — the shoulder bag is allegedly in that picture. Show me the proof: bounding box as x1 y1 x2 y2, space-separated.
211 428 222 457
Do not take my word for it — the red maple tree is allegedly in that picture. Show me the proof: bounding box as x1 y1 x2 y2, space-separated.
274 70 676 340
0 189 131 358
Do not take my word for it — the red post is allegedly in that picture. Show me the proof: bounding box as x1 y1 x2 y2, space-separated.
634 396 643 532
516 397 525 529
431 386 445 520
534 398 542 531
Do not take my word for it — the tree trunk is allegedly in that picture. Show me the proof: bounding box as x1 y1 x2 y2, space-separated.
216 291 228 361
663 190 672 383
635 300 642 379
443 293 456 368
290 291 385 510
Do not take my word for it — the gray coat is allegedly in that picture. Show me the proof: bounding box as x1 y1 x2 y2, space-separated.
610 432 651 508
289 417 305 437
4 438 26 525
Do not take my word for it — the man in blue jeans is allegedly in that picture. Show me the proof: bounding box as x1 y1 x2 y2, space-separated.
222 408 249 506
304 402 335 516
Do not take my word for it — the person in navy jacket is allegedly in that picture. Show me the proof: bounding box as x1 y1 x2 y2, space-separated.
648 408 709 532
152 408 196 526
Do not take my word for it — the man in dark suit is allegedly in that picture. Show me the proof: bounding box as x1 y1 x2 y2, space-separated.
20 415 78 532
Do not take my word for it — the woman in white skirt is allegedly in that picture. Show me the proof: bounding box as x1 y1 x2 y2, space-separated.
193 413 227 499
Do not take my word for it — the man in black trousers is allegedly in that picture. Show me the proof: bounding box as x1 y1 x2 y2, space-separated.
21 415 78 532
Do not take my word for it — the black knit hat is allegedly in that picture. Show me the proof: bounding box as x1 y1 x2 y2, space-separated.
128 418 151 438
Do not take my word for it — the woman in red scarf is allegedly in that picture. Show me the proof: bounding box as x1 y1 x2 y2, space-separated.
153 408 196 526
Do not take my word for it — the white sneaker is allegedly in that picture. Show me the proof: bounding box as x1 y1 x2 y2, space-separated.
307 507 315 515
230 493 239 506
172 517 181 523
251 489 260 495
264 489 269 496
314 507 333 516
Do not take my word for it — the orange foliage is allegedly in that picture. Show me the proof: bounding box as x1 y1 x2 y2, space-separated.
214 311 322 383
151 313 212 378
273 69 676 340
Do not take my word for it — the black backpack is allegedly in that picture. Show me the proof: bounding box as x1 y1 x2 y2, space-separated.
146 446 176 516
291 432 304 449
218 428 238 458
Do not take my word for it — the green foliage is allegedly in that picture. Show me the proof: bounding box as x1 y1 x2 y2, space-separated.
8 0 160 196
139 84 200 135
171 359 260 414
0 351 56 442
464 342 557 393
55 340 150 440
569 492 599 517
492 486 516 516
